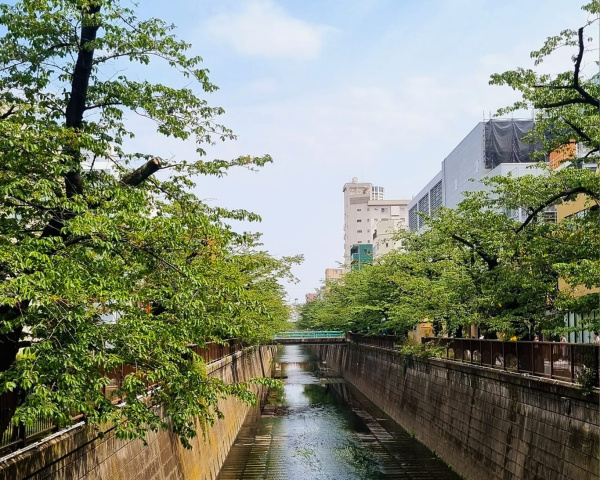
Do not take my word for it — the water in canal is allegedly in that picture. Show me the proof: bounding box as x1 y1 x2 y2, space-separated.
217 345 461 480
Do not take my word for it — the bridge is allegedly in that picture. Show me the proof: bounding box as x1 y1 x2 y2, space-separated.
272 331 346 344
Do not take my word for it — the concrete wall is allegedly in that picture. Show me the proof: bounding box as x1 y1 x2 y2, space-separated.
310 343 599 480
0 346 276 480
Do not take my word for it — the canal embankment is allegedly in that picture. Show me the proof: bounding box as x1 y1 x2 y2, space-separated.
0 345 276 480
309 342 600 480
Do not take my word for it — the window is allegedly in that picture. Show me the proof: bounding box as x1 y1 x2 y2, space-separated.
357 208 361 212
418 194 429 215
374 208 379 211
430 180 442 215
381 208 387 213
357 241 362 244
357 230 362 233
409 206 418 231
357 219 362 222
386 242 389 248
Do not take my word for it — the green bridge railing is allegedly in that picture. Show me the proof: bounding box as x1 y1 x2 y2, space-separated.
273 331 345 339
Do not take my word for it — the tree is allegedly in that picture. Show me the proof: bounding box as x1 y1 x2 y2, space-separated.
490 1 600 160
488 0 600 334
0 0 293 447
300 167 600 340
298 229 478 337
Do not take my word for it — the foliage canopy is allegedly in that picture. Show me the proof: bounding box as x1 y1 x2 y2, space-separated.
0 0 297 447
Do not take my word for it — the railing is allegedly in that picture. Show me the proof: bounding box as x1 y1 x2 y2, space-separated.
346 332 400 350
273 331 345 339
0 339 244 454
422 338 600 388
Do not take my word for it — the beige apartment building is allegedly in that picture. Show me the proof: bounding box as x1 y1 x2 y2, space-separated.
325 268 345 281
305 293 320 303
343 178 409 264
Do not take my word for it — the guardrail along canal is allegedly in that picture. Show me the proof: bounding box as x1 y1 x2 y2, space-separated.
218 345 461 480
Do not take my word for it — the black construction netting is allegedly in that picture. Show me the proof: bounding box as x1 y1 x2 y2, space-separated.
484 120 540 169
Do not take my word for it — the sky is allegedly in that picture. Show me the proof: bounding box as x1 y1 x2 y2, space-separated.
125 0 592 303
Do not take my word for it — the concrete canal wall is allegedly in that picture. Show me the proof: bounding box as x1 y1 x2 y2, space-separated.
310 343 599 480
0 345 276 480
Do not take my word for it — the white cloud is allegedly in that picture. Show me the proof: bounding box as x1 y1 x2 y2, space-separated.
204 1 333 60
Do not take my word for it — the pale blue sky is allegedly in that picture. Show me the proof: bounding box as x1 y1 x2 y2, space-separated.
128 0 591 302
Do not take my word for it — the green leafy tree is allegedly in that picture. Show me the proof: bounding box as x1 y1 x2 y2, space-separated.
300 168 600 340
490 1 600 159
298 231 476 338
488 0 600 334
0 0 294 447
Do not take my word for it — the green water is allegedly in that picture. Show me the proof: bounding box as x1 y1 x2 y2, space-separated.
217 345 462 480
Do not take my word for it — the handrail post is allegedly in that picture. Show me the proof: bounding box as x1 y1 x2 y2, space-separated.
516 341 519 373
550 344 554 380
502 341 506 371
595 346 600 388
19 422 26 448
570 344 574 384
469 339 472 363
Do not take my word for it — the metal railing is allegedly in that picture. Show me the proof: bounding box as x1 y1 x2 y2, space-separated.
345 333 599 388
0 339 244 454
346 332 399 350
422 338 600 388
273 331 345 339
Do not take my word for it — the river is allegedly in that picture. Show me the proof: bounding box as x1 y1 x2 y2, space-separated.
217 345 461 480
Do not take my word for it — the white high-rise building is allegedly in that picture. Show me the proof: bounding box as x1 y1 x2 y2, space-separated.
343 178 409 265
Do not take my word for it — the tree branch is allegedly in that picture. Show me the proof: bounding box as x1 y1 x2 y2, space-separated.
41 158 162 238
84 101 123 111
564 119 594 146
451 234 498 270
537 98 590 109
536 27 599 111
533 84 574 90
120 158 161 187
572 27 598 107
0 105 16 119
46 42 73 52
516 186 599 233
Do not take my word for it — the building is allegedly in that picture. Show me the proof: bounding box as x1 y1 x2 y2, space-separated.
551 142 599 343
343 178 409 264
325 268 344 281
349 244 373 270
373 219 405 258
305 293 320 303
409 119 548 230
